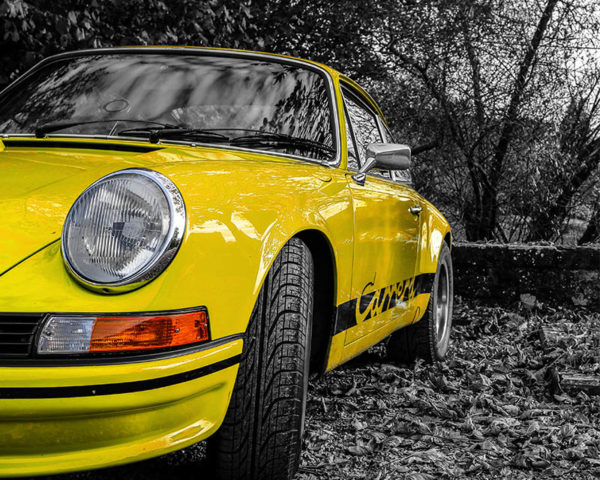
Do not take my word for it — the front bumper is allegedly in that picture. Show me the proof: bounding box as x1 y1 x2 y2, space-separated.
0 336 242 477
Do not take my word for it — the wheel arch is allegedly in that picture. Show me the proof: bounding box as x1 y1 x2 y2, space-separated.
444 231 452 249
418 204 453 274
293 229 338 376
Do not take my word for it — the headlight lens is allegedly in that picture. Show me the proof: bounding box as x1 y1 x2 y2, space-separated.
62 169 185 292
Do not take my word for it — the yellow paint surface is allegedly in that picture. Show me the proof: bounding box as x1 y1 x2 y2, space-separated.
0 47 451 475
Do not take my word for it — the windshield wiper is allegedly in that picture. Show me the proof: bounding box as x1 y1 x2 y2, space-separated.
35 119 177 138
117 126 230 144
230 132 335 156
149 127 335 155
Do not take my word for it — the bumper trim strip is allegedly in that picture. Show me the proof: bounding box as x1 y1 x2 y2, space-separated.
0 354 241 399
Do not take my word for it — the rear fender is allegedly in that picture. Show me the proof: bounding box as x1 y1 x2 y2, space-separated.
418 203 452 275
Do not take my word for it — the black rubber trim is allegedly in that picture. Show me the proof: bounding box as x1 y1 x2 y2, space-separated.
2 139 161 153
0 353 241 399
0 333 242 367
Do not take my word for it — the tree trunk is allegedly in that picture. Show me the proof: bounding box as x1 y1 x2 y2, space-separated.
467 0 559 242
579 202 600 244
464 179 497 241
528 144 600 241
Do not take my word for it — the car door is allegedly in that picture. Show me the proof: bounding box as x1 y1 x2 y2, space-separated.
342 85 421 345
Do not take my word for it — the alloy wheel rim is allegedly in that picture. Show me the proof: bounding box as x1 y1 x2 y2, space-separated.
434 262 451 358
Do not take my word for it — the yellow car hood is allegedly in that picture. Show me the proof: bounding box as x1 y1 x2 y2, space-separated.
0 138 314 276
0 142 157 275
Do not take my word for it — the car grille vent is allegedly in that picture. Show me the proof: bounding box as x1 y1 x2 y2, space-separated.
0 314 44 358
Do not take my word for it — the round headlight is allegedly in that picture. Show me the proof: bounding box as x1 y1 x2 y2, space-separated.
62 169 186 293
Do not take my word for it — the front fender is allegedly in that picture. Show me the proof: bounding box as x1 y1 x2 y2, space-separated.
167 161 354 339
0 159 354 341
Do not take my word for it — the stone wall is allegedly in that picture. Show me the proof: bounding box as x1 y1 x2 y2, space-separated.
452 243 600 310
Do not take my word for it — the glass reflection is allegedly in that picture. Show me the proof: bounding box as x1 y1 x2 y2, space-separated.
0 54 335 161
344 94 382 164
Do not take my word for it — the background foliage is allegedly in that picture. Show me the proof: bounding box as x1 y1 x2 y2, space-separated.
1 0 599 243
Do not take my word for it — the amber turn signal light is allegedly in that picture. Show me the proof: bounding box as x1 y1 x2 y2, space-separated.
38 309 209 355
90 311 209 352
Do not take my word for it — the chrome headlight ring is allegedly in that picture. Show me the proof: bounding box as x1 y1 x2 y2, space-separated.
61 168 186 294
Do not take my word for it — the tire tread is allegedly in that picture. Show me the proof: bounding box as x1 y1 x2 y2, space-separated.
208 237 313 480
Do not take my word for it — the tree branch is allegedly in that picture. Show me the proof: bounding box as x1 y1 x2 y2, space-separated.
490 0 559 185
461 11 485 128
411 141 439 156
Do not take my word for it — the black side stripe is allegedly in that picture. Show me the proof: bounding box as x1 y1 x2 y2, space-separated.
335 299 358 334
0 354 241 399
415 273 436 296
334 273 436 335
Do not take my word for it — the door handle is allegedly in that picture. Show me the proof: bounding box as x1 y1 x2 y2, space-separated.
409 205 422 215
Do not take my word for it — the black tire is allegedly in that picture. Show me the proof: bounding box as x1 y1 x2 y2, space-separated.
387 242 453 364
208 237 314 480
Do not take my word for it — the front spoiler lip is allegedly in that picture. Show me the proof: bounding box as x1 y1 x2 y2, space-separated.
0 335 242 476
0 352 240 399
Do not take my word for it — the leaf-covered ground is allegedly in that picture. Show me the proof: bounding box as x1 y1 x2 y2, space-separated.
299 299 600 479
39 299 600 480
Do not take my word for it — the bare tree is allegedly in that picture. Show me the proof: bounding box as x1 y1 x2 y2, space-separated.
361 0 600 243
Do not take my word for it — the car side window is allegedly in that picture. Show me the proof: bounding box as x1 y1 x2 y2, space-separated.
377 117 393 143
344 108 360 172
343 92 382 165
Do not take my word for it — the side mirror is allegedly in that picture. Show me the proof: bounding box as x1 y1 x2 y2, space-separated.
352 143 411 185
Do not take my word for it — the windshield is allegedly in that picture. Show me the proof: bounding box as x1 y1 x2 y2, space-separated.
0 53 336 162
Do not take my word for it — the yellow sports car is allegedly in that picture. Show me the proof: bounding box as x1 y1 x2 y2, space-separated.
0 47 453 479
